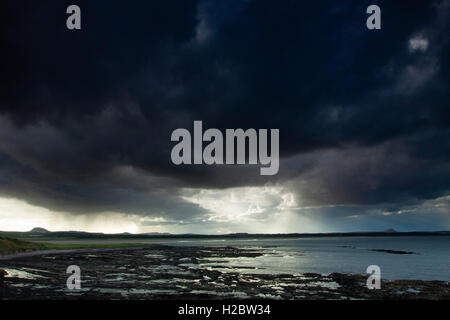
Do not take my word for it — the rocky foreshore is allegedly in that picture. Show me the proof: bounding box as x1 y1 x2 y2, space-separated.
0 245 448 300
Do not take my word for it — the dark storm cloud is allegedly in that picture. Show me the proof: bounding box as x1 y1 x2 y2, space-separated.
280 130 450 207
0 150 207 219
0 0 449 218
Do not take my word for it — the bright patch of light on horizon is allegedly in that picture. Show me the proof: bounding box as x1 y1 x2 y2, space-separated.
0 198 55 231
182 186 291 222
181 185 321 233
0 197 138 234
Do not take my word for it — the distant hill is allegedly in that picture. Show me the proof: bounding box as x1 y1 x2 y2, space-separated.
384 228 397 233
141 232 172 236
30 227 50 233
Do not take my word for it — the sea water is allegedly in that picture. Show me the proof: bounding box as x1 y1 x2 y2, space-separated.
159 236 450 281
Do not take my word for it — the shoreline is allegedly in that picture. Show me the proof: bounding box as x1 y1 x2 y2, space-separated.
1 245 449 300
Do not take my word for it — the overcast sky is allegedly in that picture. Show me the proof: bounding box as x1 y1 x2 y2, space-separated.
0 0 449 233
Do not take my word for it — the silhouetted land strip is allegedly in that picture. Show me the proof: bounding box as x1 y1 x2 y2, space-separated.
1 229 449 241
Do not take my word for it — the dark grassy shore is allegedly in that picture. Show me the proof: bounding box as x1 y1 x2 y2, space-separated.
0 237 153 255
0 238 46 254
1 244 449 300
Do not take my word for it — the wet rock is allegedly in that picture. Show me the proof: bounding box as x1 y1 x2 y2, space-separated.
370 249 417 255
303 273 322 278
0 269 7 286
0 246 448 300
